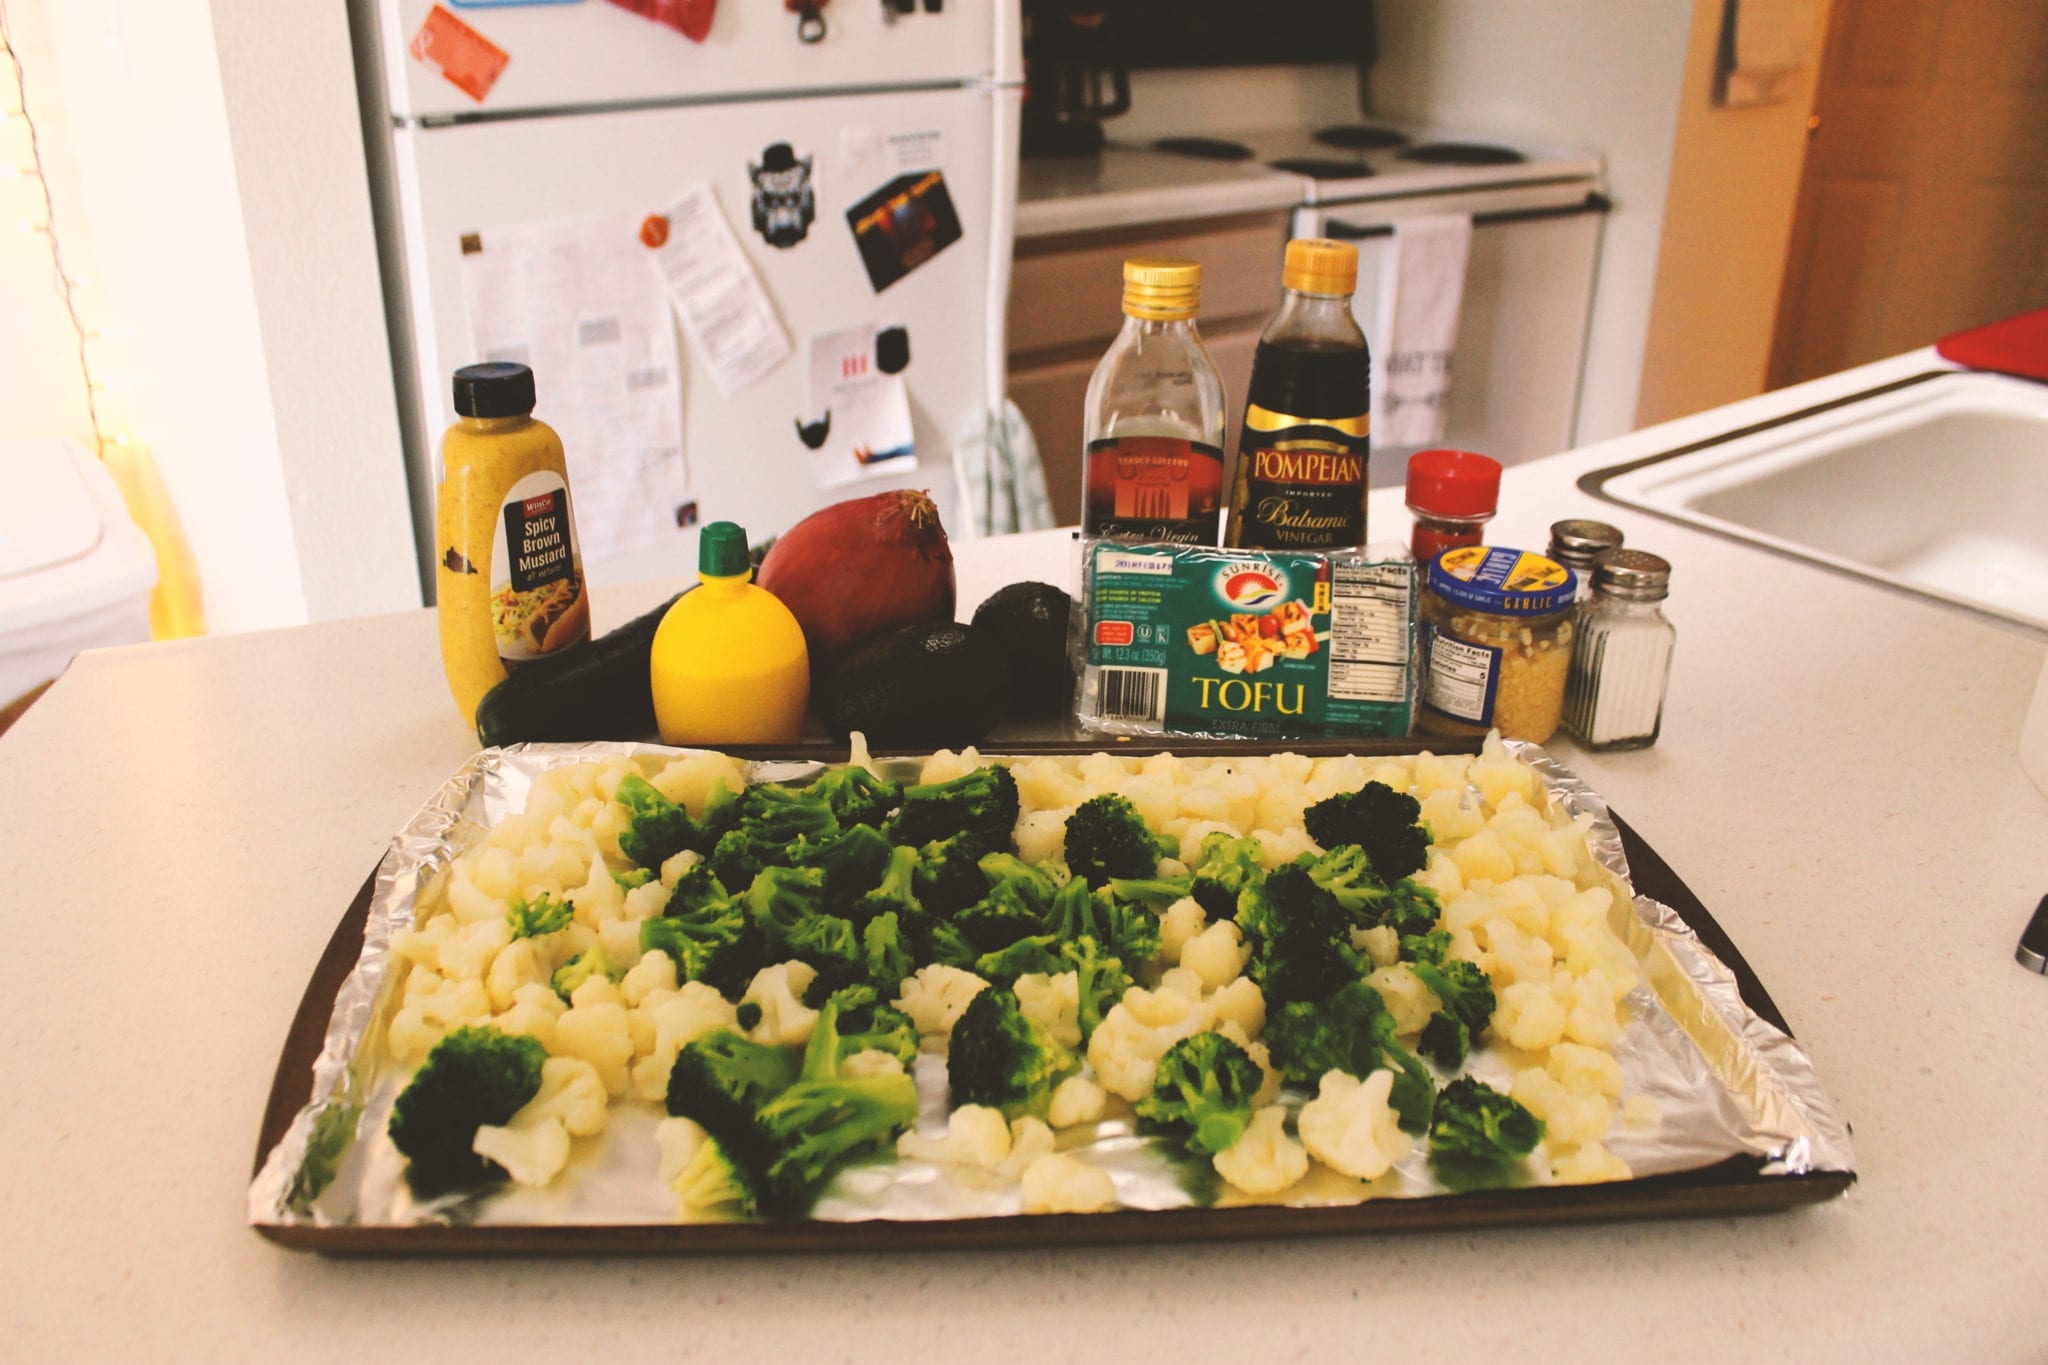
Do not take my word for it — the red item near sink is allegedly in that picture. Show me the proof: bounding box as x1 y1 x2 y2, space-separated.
1935 307 2048 383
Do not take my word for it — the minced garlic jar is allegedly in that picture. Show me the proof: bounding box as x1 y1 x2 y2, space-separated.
1416 546 1577 744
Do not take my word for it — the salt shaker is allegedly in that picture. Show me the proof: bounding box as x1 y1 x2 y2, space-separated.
1547 519 1623 603
1563 550 1675 750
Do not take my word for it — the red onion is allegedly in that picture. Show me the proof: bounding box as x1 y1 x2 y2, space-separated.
756 490 956 664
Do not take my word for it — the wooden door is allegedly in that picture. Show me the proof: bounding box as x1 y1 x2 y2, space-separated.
1769 0 2048 387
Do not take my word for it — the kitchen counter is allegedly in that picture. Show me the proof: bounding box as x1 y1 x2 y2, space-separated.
4 348 2045 1359
1016 145 1303 239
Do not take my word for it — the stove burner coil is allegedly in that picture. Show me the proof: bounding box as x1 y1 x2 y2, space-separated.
1266 157 1377 180
1151 137 1257 162
1313 124 1411 151
1397 142 1527 166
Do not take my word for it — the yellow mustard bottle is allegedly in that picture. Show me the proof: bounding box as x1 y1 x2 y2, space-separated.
435 362 591 725
650 521 810 746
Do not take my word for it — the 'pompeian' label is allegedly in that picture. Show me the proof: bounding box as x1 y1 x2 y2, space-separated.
1082 434 1226 544
1080 540 1414 740
1227 404 1369 550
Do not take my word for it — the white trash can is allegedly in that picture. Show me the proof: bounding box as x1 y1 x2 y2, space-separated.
0 437 159 707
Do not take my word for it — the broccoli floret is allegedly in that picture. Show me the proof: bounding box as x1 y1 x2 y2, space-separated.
946 985 1078 1118
749 992 921 1216
852 844 921 927
1401 929 1452 965
610 866 656 891
672 1134 760 1214
1059 935 1132 1042
387 1024 547 1195
785 912 863 981
1107 873 1194 906
1411 958 1497 1071
744 865 828 946
1188 831 1267 921
664 1027 803 1134
1264 979 1434 1133
787 823 893 917
735 1001 763 1032
505 892 572 939
1062 793 1172 888
912 827 1009 917
1298 845 1444 936
1429 1076 1544 1166
708 783 839 889
860 911 915 999
614 773 703 869
955 880 1052 954
823 984 920 1069
641 879 763 1000
974 852 1064 914
884 764 1020 847
549 947 623 1002
1134 1032 1265 1156
708 826 774 894
973 933 1066 985
1042 876 1162 966
803 763 903 829
1236 865 1363 1006
662 861 730 918
1302 782 1432 883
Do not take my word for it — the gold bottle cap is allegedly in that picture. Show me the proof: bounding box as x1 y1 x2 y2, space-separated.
1121 256 1202 321
1281 238 1358 296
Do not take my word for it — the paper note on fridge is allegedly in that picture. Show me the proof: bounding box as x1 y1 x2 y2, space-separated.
646 181 793 396
459 210 689 561
805 323 915 489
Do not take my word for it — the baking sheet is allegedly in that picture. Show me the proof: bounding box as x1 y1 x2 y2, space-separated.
250 741 1853 1248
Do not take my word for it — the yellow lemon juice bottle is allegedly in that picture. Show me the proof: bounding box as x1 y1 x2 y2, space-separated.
649 522 809 745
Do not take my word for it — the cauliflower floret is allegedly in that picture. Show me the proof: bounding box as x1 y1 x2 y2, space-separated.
1471 735 1541 810
1410 750 1473 798
1157 897 1208 965
1207 976 1266 1040
1254 782 1311 835
1451 830 1516 887
485 936 550 1012
1014 808 1070 866
1364 964 1438 1036
388 971 492 1064
918 747 983 785
620 950 679 1006
629 981 742 1101
1178 919 1247 986
841 1049 906 1079
1251 826 1316 869
391 915 456 971
1297 1069 1412 1181
1076 750 1134 796
1419 786 1485 842
1212 1104 1310 1198
893 965 990 1051
1494 980 1569 1051
1477 918 1556 988
1513 1067 1615 1148
596 917 646 973
1124 778 1179 833
1415 849 1465 904
440 916 516 981
896 1104 1013 1169
658 847 700 888
471 1116 571 1187
1014 971 1082 1050
554 998 634 1096
1020 1153 1119 1214
568 973 625 1010
1548 1139 1633 1185
1547 1041 1625 1100
649 750 748 815
1014 757 1086 812
1352 924 1400 969
492 980 567 1052
514 1055 609 1137
1156 965 1207 1002
740 961 820 1048
1087 985 1214 1101
568 849 625 927
1305 754 1367 800
622 878 670 923
1175 820 1239 865
1047 1074 1107 1129
998 1118 1057 1181
1559 968 1624 1048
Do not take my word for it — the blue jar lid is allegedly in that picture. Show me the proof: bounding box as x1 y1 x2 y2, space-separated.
1427 545 1576 615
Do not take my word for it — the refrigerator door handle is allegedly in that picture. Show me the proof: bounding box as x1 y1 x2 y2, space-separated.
1324 191 1614 241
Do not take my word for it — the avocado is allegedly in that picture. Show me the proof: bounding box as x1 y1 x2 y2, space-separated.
971 581 1075 720
815 621 1011 747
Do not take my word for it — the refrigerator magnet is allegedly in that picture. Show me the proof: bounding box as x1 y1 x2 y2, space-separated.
602 0 717 42
805 324 914 488
845 170 962 293
749 144 817 250
409 5 511 104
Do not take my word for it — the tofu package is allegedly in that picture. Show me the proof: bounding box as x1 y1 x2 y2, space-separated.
1074 539 1417 740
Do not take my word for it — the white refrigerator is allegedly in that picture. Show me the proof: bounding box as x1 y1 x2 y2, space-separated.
352 0 1023 592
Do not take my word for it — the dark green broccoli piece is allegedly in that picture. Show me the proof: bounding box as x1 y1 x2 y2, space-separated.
860 911 915 999
743 866 828 946
787 823 893 917
974 852 1064 915
786 913 863 981
387 1024 547 1195
1299 846 1444 937
884 763 1020 847
614 773 702 869
505 892 572 939
1264 979 1434 1133
802 763 903 829
670 1134 760 1214
912 827 1010 918
1042 876 1162 967
1059 935 1132 1042
1187 831 1267 921
822 984 920 1069
662 861 731 918
1235 865 1363 1006
1401 929 1452 965
1302 782 1432 883
972 933 1066 985
852 844 921 928
549 947 623 1003
640 879 763 1000
1062 793 1172 888
1377 880 1443 939
1134 1032 1265 1156
1429 1076 1544 1164
707 783 839 889
1412 958 1497 1071
1107 872 1194 905
955 879 1052 954
946 985 1077 1118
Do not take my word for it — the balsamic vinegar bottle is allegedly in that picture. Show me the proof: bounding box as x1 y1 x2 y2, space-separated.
1225 238 1371 550
1080 257 1229 544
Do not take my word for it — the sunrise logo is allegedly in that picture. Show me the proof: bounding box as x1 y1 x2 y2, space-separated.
1214 563 1288 610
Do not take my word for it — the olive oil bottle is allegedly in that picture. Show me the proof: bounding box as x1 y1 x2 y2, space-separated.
1225 239 1371 550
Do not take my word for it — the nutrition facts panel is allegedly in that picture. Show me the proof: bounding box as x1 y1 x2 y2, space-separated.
1327 562 1413 703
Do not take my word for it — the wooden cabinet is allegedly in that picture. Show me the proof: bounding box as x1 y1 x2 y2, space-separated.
1006 211 1290 525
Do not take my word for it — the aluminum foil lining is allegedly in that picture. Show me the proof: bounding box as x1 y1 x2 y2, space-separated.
250 741 1854 1232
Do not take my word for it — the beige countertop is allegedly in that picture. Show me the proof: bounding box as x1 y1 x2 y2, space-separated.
3 350 2045 1359
1017 145 1303 239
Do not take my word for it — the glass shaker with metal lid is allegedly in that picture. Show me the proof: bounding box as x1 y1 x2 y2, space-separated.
1547 519 1624 602
1563 549 1676 750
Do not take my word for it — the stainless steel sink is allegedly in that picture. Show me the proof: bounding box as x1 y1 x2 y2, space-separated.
1585 370 2048 630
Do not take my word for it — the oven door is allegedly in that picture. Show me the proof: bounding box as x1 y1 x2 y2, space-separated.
1301 182 1610 484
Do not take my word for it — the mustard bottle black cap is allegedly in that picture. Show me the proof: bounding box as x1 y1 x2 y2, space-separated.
453 361 537 418
699 521 750 576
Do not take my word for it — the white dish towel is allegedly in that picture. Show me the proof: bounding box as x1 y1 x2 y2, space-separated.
1373 213 1473 449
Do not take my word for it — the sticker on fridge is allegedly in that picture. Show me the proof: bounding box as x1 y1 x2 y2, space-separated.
459 211 690 562
409 4 511 103
748 143 816 250
846 170 962 293
644 181 793 396
804 323 915 489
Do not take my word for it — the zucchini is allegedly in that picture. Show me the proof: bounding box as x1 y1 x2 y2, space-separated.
475 591 683 747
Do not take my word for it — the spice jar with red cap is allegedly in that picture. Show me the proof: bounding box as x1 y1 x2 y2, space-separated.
1406 449 1502 562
